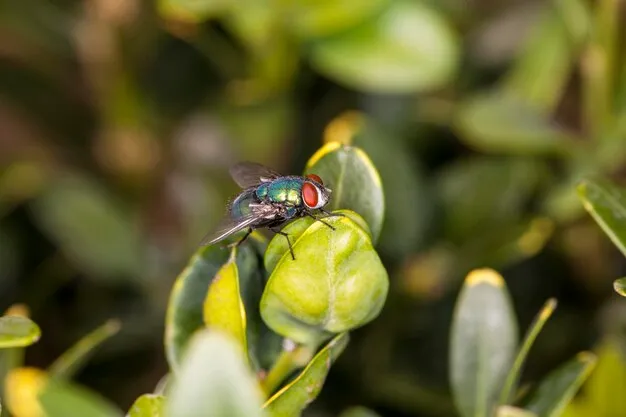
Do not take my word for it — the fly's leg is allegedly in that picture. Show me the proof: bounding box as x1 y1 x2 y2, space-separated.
227 228 253 249
271 227 295 260
306 212 335 231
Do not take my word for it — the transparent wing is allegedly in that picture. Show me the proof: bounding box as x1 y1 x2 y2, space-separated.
229 161 283 188
200 213 259 246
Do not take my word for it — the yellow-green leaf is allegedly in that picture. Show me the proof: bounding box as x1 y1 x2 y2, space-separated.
203 253 247 358
500 299 558 405
497 406 537 417
261 213 388 345
613 278 626 297
0 316 41 348
263 333 349 416
166 330 264 417
450 269 518 417
305 142 384 242
126 394 165 417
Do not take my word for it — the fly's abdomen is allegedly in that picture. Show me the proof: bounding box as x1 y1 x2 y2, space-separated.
230 190 257 219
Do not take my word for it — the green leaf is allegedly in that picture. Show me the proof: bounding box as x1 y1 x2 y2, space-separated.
284 0 389 38
561 339 626 417
263 333 349 416
264 209 370 274
455 92 575 155
309 1 458 93
305 142 384 242
157 0 231 22
339 406 382 417
500 299 558 405
525 352 596 417
261 213 389 345
501 0 589 112
39 375 123 417
203 252 248 360
126 394 165 417
48 319 120 379
166 330 264 417
165 240 266 371
613 278 626 297
578 179 626 257
450 268 519 417
437 157 545 244
0 316 41 348
29 174 142 281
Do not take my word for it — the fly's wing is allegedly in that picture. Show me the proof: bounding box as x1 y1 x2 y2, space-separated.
199 213 259 246
229 161 282 188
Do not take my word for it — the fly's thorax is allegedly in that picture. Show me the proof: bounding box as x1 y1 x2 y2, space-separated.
260 177 304 206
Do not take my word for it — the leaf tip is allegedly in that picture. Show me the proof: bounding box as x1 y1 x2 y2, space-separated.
575 351 597 366
539 298 558 321
307 141 343 168
465 268 505 288
613 278 626 297
4 304 31 318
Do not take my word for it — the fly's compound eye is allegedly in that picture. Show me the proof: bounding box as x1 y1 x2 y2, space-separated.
306 174 323 185
302 182 319 208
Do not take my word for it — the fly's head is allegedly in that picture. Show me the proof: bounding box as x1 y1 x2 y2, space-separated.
302 174 332 210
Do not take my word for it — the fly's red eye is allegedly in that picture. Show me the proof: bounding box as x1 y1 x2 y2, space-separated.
306 174 323 185
302 182 318 208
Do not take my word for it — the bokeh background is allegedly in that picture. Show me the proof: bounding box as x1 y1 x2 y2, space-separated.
1 0 626 416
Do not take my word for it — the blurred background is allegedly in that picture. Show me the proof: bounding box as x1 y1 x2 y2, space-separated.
1 0 626 416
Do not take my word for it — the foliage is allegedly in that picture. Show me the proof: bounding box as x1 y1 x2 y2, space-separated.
2 0 626 416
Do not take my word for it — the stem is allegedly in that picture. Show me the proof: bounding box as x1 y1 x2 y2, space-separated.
260 340 315 396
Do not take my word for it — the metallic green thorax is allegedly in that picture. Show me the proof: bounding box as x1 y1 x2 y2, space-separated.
256 177 304 206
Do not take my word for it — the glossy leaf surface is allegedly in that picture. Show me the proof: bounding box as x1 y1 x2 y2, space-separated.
166 330 264 417
261 213 388 345
263 333 349 416
309 1 458 93
0 316 41 348
305 142 384 242
450 269 518 417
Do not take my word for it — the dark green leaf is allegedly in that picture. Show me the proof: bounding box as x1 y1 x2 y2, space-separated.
263 333 349 416
339 406 382 417
525 352 596 417
0 316 41 348
578 179 626 257
309 1 458 93
48 319 120 379
305 142 384 242
166 330 264 417
126 394 165 417
501 0 589 112
455 92 575 155
164 238 265 371
261 213 388 346
450 269 518 417
29 174 142 281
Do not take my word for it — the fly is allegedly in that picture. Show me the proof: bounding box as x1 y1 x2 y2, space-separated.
201 161 338 260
